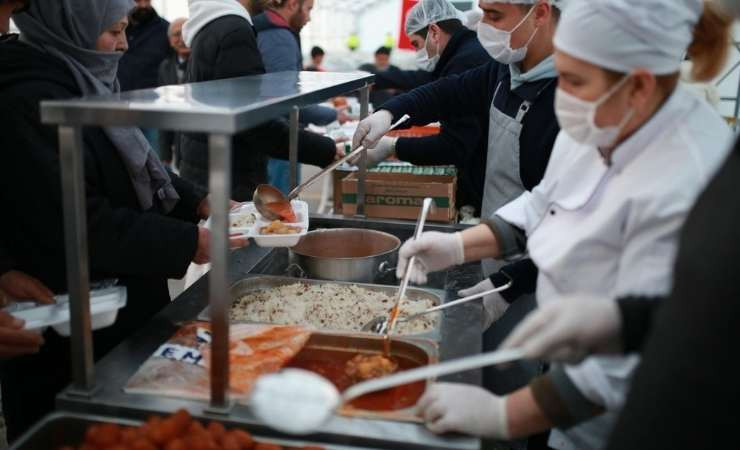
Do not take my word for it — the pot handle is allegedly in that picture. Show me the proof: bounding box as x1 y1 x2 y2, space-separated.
378 261 397 275
285 263 307 279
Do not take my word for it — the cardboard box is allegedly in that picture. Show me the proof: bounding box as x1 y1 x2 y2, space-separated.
341 166 457 223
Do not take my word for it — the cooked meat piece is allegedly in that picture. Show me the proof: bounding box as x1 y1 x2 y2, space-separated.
345 354 398 382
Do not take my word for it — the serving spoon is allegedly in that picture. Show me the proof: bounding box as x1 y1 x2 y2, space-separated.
250 348 526 435
361 280 513 333
253 114 411 221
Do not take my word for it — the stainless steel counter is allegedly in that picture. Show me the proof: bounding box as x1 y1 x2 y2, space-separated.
56 217 485 450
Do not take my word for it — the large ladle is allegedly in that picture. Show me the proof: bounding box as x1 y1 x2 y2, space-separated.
253 114 411 221
361 279 513 334
250 348 526 435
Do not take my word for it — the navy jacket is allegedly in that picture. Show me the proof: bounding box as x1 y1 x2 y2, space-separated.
377 29 490 212
382 59 559 195
117 12 170 91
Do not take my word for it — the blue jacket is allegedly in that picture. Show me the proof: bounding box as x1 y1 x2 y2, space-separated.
376 28 491 212
382 60 559 197
117 12 170 92
253 12 336 126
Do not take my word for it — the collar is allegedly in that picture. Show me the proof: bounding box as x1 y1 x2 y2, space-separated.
510 54 557 90
607 87 690 172
266 9 291 29
496 62 556 102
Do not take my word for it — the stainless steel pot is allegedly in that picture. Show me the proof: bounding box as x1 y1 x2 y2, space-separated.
289 228 401 283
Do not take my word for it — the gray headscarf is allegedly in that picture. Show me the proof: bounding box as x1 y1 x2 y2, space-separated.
14 0 180 213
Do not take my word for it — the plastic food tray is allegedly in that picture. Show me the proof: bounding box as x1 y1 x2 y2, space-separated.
4 286 127 336
206 201 309 248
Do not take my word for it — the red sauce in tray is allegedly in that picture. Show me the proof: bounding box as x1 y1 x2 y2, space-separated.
266 201 297 223
285 349 426 411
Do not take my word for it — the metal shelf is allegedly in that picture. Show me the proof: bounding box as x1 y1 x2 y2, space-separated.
41 71 374 411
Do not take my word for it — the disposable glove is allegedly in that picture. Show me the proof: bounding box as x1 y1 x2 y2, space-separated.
348 136 397 167
396 232 464 285
416 382 510 439
501 296 622 364
459 279 510 330
352 110 393 150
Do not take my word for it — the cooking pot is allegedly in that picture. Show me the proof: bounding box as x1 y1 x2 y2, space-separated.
289 228 400 283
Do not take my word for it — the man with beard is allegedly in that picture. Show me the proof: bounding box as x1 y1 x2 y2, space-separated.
253 0 343 194
117 0 170 92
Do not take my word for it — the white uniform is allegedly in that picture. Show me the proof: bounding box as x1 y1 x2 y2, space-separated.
496 87 732 449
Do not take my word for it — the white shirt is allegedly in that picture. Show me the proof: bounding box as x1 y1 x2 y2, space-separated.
496 87 732 450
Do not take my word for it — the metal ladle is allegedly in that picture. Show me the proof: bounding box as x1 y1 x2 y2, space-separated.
250 348 526 435
253 114 411 221
361 280 513 334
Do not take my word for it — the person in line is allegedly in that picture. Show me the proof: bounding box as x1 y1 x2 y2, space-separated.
400 1 732 448
353 0 566 401
356 0 490 214
157 17 190 168
305 45 324 71
117 0 169 92
180 0 338 201
253 0 343 194
358 46 400 106
0 0 248 438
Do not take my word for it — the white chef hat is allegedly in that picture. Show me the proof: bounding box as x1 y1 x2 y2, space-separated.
479 0 569 10
405 0 466 35
554 0 704 75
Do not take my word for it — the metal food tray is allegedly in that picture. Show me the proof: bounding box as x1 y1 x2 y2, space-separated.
198 275 444 341
10 411 369 450
292 332 438 423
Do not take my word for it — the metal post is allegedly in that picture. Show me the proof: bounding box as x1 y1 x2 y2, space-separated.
289 106 300 191
58 126 95 394
734 63 740 132
357 84 371 217
208 134 232 412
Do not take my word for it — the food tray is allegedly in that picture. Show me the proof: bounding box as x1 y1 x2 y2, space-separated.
205 201 309 247
283 332 438 423
252 200 309 248
4 286 127 336
10 411 367 450
198 275 443 341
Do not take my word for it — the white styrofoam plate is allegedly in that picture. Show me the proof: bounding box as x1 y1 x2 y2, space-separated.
252 200 309 248
5 286 127 336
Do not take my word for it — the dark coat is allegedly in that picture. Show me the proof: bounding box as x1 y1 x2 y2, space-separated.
0 39 203 438
157 54 188 163
180 15 336 201
376 28 491 212
117 11 171 91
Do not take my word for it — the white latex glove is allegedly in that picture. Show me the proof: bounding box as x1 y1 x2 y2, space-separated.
501 296 622 364
459 279 509 330
352 110 393 150
396 232 465 285
348 136 397 167
416 382 510 439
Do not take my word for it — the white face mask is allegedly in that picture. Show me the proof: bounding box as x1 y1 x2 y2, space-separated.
555 75 636 148
476 6 538 65
415 34 440 72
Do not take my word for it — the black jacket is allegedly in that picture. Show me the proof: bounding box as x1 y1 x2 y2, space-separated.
0 39 204 438
117 11 171 91
376 29 490 212
157 54 188 163
605 138 740 450
382 60 558 199
180 15 336 201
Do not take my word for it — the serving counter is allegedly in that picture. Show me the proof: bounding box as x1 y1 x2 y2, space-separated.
32 71 490 449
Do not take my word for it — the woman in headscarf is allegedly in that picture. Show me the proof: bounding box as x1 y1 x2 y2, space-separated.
401 0 733 448
0 0 245 439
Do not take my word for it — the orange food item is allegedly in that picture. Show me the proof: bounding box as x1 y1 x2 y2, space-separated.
259 220 301 235
345 354 398 382
265 201 297 223
60 409 324 450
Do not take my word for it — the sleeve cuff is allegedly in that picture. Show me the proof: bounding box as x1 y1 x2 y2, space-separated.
481 215 527 260
530 367 604 429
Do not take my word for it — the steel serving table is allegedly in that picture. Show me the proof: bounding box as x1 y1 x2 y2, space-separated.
40 72 485 449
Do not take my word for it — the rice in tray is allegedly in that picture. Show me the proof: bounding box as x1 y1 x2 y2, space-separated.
230 282 438 335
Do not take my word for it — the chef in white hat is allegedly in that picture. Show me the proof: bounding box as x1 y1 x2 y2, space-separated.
407 0 734 448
